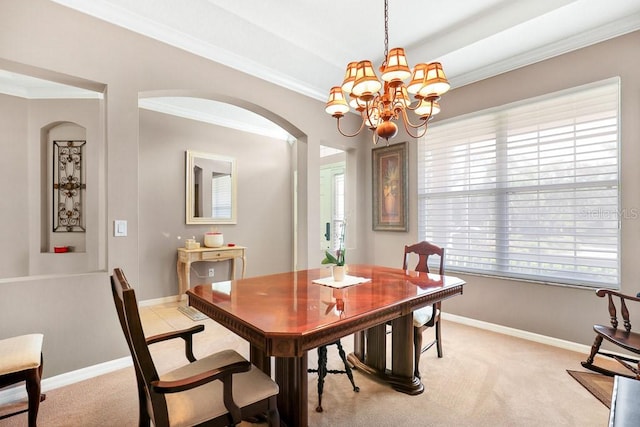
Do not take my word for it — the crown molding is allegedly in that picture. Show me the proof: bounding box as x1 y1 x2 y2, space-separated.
450 14 640 89
139 98 292 141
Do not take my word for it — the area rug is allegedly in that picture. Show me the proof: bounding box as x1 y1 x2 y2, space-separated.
567 370 614 408
177 305 208 321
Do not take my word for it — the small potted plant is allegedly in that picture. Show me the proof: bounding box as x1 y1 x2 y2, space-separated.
321 221 346 281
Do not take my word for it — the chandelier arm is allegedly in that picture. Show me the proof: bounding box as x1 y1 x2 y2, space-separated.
402 120 429 139
335 115 366 138
363 96 382 127
363 106 376 127
399 106 430 130
406 95 440 113
399 108 430 139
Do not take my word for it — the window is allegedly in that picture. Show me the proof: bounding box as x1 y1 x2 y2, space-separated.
211 173 232 218
418 78 620 287
333 172 345 251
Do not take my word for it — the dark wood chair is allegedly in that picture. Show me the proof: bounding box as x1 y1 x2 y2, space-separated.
402 241 445 379
582 289 640 379
308 340 359 413
0 334 45 427
110 268 279 427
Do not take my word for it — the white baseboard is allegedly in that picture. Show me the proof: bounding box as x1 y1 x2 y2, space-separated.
0 295 180 406
0 314 596 407
138 294 182 307
0 356 132 406
443 313 591 354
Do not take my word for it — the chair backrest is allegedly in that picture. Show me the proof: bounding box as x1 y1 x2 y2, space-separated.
402 241 445 275
111 268 169 423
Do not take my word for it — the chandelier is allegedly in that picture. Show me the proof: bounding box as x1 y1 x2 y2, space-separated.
325 0 450 144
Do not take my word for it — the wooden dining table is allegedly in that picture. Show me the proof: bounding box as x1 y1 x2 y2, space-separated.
186 264 465 427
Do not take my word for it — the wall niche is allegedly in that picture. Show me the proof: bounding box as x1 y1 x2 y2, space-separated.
28 99 105 277
0 62 106 279
43 123 87 254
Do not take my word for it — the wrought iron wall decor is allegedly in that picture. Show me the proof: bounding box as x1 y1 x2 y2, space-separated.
53 140 86 232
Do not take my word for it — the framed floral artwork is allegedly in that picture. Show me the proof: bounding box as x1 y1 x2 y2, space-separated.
372 142 408 231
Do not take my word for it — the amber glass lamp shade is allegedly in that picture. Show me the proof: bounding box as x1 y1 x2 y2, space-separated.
381 47 412 84
407 63 428 95
325 86 350 116
418 62 450 97
341 62 358 94
351 60 382 99
415 99 441 117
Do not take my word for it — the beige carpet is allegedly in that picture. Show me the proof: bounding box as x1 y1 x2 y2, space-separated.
0 308 612 426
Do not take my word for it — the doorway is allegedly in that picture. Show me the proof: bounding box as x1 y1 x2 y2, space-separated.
320 146 346 251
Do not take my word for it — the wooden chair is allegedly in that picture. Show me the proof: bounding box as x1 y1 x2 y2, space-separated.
402 241 445 379
307 340 359 413
582 289 640 379
110 268 279 427
0 334 45 427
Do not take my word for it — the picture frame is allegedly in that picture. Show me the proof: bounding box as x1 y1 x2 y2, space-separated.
372 142 408 231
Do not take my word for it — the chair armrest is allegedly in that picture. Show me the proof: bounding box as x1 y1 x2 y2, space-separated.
595 289 640 302
146 324 205 362
595 289 640 332
150 360 251 393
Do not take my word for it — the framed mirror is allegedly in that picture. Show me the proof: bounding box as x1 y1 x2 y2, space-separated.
186 150 237 224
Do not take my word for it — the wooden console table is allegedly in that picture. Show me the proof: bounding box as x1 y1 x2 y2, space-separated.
176 246 246 295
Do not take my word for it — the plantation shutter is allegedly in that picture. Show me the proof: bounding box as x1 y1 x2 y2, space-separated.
417 78 620 287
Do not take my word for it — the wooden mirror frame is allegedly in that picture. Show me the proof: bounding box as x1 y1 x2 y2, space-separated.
185 150 237 224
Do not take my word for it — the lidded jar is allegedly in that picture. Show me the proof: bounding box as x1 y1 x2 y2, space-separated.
204 232 224 248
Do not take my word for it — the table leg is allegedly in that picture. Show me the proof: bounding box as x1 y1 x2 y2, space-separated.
366 324 386 371
177 260 190 296
353 331 365 360
275 354 308 427
389 313 424 394
348 316 423 395
250 345 270 376
348 324 385 376
230 258 236 280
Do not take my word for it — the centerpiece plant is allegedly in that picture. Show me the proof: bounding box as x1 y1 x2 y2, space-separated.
321 220 346 266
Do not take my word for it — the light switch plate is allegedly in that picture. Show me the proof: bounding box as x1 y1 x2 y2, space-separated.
114 220 127 237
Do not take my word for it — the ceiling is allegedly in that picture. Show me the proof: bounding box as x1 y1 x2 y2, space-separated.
49 0 640 100
4 0 640 139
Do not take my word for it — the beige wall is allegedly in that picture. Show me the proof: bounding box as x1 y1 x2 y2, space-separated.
0 0 363 377
0 94 28 278
0 0 637 380
138 109 294 299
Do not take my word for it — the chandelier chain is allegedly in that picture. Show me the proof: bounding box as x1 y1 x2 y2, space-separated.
383 0 389 68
